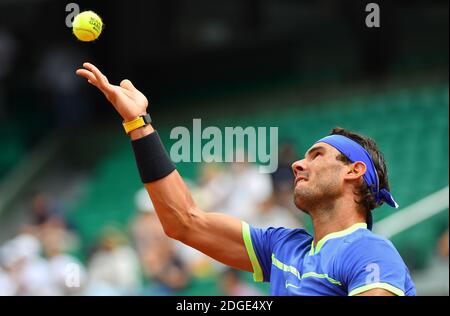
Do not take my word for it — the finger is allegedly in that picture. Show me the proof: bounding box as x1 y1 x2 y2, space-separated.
81 63 115 95
83 62 110 88
121 88 134 99
76 69 104 91
76 69 97 83
120 79 136 92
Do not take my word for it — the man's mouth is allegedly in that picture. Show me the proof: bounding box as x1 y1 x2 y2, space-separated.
295 176 308 186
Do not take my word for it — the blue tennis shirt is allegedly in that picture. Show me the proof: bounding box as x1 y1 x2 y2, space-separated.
242 222 416 296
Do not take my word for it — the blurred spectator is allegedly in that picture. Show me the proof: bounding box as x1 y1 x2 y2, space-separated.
140 243 189 295
225 159 273 222
30 193 54 226
41 224 86 295
250 191 302 229
26 192 69 228
220 268 261 296
438 229 449 259
85 226 141 295
0 266 16 296
131 189 190 295
0 234 57 295
412 228 449 295
195 163 230 211
131 188 168 256
197 160 273 223
21 192 78 251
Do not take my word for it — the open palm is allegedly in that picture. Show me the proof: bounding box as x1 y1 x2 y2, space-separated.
76 62 148 122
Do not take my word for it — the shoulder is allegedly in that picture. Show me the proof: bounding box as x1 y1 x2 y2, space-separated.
341 229 399 254
337 229 405 267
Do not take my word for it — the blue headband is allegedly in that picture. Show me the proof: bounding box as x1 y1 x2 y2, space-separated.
315 135 399 209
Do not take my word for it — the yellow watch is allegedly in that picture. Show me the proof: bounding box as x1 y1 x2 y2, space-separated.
122 114 152 134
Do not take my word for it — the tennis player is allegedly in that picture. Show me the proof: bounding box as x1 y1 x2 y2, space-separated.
76 62 416 296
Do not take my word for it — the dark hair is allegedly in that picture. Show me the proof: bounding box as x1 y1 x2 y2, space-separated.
330 127 390 213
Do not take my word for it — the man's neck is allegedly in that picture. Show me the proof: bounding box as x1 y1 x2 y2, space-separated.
310 200 366 247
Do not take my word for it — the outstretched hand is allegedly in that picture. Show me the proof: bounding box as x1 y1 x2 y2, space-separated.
76 62 148 122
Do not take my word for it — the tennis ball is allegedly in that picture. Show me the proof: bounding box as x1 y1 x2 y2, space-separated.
72 11 103 42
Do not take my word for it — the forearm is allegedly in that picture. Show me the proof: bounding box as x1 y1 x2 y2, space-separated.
130 124 199 239
144 170 198 240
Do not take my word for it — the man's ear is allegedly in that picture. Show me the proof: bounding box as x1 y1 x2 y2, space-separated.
344 161 367 180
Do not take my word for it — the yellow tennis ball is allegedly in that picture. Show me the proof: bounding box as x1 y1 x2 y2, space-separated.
72 11 103 42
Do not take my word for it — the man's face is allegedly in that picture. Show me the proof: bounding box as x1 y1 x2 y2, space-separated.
291 142 348 213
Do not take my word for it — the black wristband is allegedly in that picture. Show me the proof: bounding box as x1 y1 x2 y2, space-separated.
131 131 176 183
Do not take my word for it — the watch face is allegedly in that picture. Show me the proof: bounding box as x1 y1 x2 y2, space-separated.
143 114 152 124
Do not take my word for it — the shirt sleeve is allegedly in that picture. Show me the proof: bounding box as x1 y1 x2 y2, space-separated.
339 237 411 296
241 221 290 282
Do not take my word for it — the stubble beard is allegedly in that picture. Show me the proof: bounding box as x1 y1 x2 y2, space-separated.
293 178 341 215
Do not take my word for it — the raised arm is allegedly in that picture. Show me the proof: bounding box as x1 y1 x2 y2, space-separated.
76 63 253 272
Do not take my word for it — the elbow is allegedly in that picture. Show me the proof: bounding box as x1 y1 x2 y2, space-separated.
162 206 201 242
163 225 185 241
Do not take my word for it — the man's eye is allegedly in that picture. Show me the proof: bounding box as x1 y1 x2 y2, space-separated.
314 152 321 159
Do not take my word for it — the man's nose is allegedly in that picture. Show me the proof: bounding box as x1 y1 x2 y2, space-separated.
291 159 306 177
